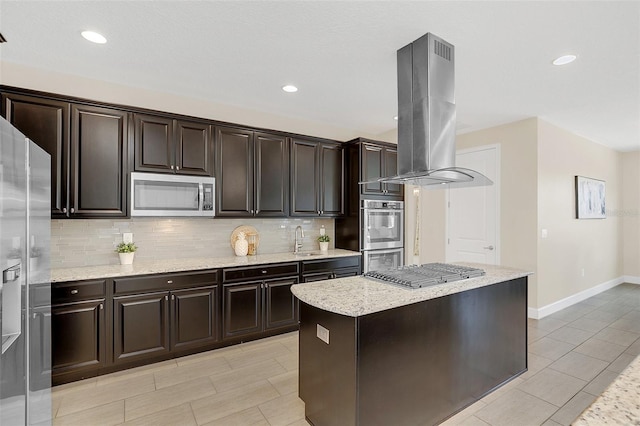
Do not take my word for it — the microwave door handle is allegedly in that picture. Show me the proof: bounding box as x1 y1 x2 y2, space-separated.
198 183 204 211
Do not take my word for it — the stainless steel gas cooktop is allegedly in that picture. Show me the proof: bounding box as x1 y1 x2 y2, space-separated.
364 263 485 289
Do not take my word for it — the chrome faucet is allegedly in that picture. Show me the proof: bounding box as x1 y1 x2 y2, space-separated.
294 226 305 253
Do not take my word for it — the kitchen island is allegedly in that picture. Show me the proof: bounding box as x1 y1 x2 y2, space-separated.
291 264 531 426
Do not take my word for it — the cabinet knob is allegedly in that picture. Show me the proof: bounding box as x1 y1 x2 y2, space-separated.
167 280 173 284
70 289 78 295
62 207 67 214
99 303 104 310
171 294 175 300
176 166 180 171
261 270 267 274
165 295 169 301
251 210 254 214
171 165 175 170
70 207 75 214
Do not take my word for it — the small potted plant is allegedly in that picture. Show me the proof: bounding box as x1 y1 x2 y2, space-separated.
317 235 330 252
116 242 137 265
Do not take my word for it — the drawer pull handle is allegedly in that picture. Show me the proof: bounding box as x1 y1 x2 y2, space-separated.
167 280 173 284
99 303 104 310
70 289 79 295
171 294 175 300
165 295 168 301
261 270 267 274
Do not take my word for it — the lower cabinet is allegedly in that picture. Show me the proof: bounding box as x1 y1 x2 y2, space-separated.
172 286 219 351
52 299 106 380
222 263 300 340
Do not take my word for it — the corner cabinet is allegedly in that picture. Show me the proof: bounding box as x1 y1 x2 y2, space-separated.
290 138 344 217
215 126 289 217
133 113 213 176
1 90 129 218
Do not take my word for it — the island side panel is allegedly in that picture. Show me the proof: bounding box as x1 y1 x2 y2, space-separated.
357 277 528 426
299 302 358 426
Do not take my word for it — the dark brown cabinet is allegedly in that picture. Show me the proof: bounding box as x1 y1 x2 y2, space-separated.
71 104 129 217
300 256 362 283
1 93 70 217
361 142 401 197
290 138 344 217
134 113 213 176
215 126 289 217
222 263 299 340
1 90 129 218
51 279 107 385
112 271 220 365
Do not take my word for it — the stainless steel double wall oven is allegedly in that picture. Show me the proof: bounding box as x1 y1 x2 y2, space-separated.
361 199 404 272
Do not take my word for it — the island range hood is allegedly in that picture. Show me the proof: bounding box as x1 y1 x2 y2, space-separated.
375 33 493 189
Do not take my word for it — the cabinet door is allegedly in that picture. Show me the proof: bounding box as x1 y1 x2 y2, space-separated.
319 143 344 216
171 286 219 351
383 147 402 196
70 105 128 218
255 132 289 217
222 282 262 339
215 126 253 216
361 143 384 195
134 114 175 173
290 139 319 216
1 93 70 217
51 300 105 375
113 293 170 364
175 120 213 176
264 277 299 330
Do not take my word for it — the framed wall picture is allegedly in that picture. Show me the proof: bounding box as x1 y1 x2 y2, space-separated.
575 176 606 219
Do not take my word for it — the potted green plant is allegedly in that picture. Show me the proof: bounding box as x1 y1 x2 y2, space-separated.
317 234 330 252
116 242 137 265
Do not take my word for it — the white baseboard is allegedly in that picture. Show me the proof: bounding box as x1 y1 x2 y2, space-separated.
623 275 640 285
528 276 626 319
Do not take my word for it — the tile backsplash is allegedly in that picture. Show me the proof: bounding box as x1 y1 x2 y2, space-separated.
51 217 335 268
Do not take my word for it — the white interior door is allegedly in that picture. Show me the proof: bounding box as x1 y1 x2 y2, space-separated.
446 145 500 265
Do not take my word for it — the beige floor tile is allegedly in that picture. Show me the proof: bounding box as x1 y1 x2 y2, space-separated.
225 341 291 369
528 337 575 361
582 369 619 396
53 400 124 426
481 377 525 404
528 326 550 343
124 377 216 421
531 317 568 333
625 337 640 356
475 389 557 426
52 393 63 418
573 337 627 362
57 374 155 418
122 402 196 426
191 380 280 424
211 358 287 393
545 326 594 346
592 327 640 347
154 355 231 389
96 359 178 387
520 353 554 381
52 377 97 397
549 391 596 425
455 416 490 426
568 317 610 333
548 351 608 381
440 400 487 425
258 392 305 426
518 369 587 407
268 369 298 395
176 344 243 367
276 351 299 371
201 406 270 426
285 420 311 426
606 352 636 373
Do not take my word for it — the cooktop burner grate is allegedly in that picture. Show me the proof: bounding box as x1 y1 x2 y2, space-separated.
364 263 485 289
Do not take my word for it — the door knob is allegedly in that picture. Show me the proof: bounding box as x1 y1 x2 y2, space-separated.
483 245 495 251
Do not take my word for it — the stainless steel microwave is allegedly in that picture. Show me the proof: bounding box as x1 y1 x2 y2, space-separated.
130 172 215 217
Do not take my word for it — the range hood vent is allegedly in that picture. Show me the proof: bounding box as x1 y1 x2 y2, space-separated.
372 33 493 189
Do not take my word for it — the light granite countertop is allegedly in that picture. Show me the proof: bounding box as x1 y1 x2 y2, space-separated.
51 249 361 282
573 354 640 425
290 263 532 317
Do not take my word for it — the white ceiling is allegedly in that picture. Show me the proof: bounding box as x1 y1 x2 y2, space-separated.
1 1 639 151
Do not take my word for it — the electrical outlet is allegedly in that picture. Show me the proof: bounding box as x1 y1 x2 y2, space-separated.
316 324 329 344
123 233 133 244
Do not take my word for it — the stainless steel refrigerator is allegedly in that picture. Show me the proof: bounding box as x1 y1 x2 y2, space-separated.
1 116 51 425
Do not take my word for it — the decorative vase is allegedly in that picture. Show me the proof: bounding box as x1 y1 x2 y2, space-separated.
119 252 135 265
319 242 329 252
235 232 249 256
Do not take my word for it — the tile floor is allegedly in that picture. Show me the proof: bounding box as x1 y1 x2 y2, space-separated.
51 283 640 426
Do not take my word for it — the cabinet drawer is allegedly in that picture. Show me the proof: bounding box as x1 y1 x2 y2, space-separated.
301 256 361 274
113 270 218 295
223 263 299 283
52 280 106 304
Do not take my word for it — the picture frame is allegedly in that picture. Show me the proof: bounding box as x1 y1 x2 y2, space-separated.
575 176 606 219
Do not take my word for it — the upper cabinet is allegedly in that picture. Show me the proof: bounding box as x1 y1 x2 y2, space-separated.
215 126 289 217
1 90 129 218
290 138 344 217
361 142 402 197
134 114 213 176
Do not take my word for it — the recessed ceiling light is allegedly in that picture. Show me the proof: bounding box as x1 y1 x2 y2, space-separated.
552 54 577 66
282 85 298 93
81 31 107 44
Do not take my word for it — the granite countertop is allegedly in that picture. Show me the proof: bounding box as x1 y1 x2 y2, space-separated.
51 249 361 282
573 354 640 425
290 263 532 317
